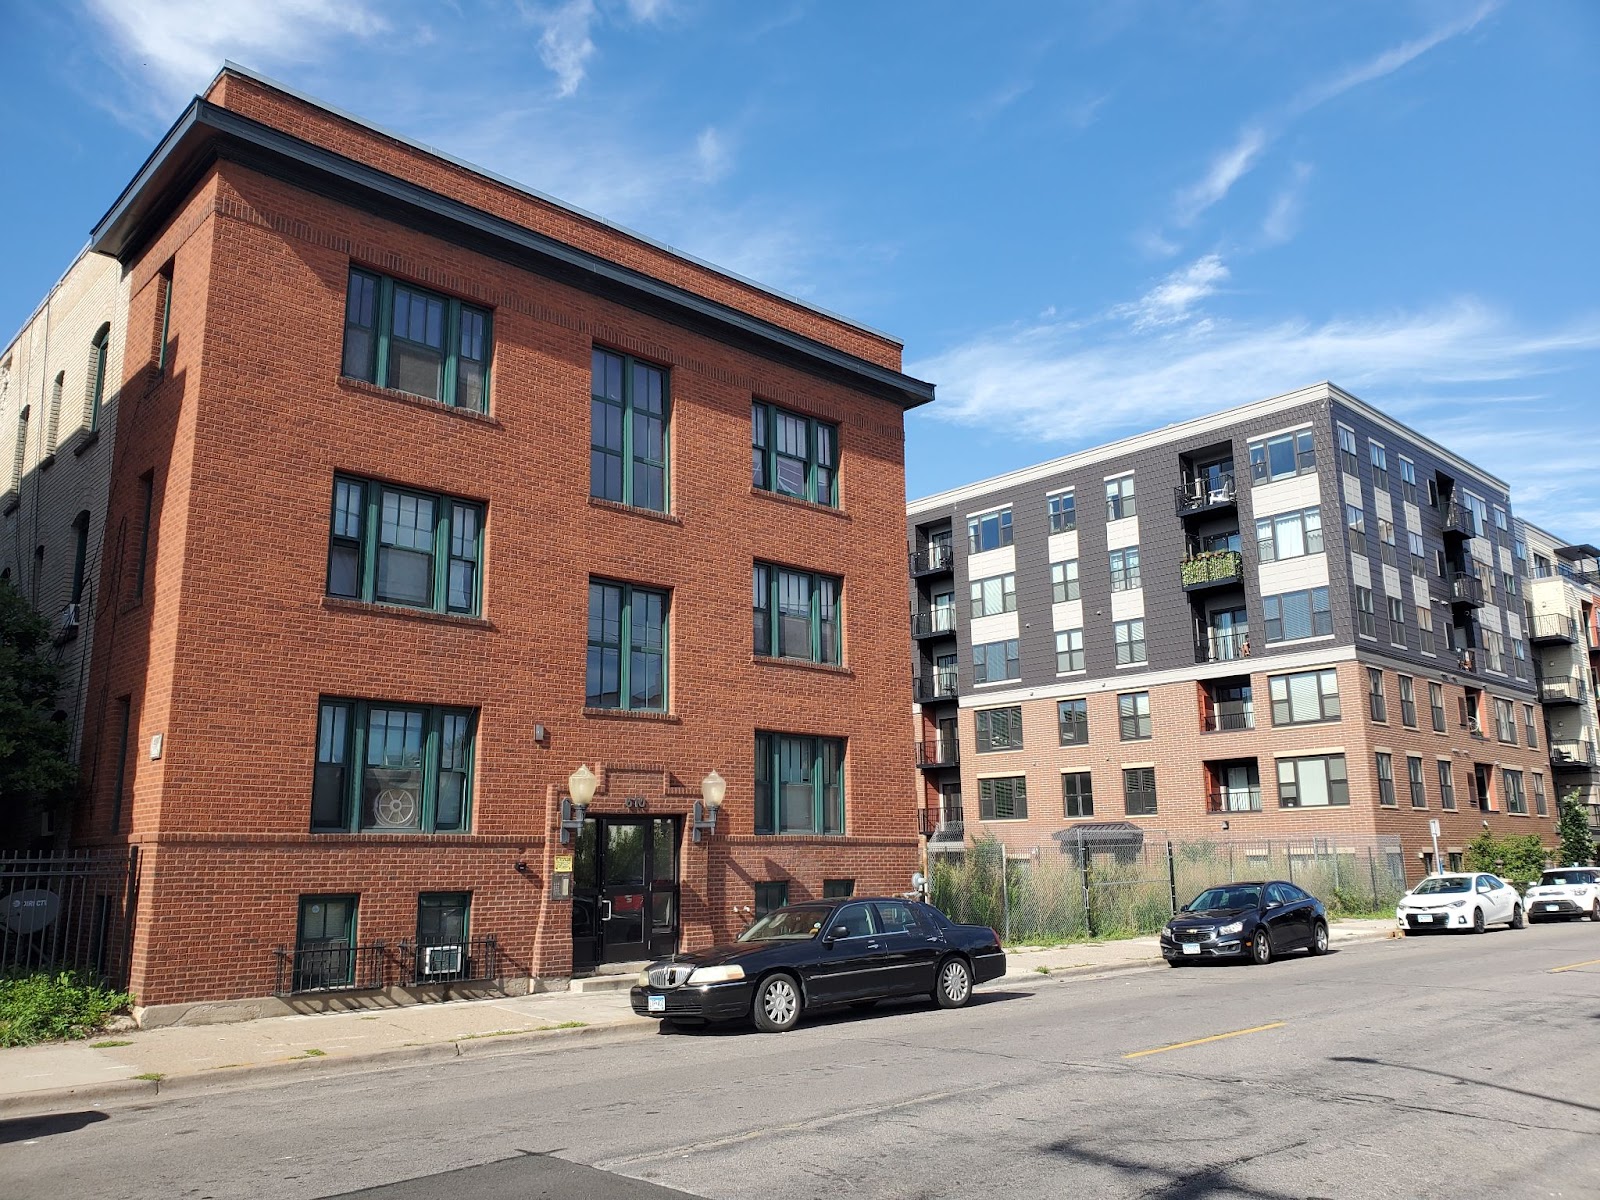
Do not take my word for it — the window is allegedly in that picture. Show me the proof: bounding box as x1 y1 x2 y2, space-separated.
110 696 131 831
1355 587 1374 638
974 639 1020 683
1277 755 1349 807
1502 571 1517 599
1417 604 1434 645
1408 755 1426 808
1368 668 1387 722
295 895 357 992
823 879 855 899
1255 507 1323 562
969 573 1017 617
155 261 173 374
1346 505 1367 555
1118 692 1152 740
975 707 1024 753
753 564 839 665
70 511 89 606
1338 426 1359 476
417 892 469 954
1058 698 1088 745
1378 520 1397 567
1252 428 1317 482
1400 457 1418 504
1493 506 1508 533
343 268 490 410
1532 773 1547 818
1438 760 1457 810
1399 676 1417 727
1113 619 1146 666
1534 552 1552 577
978 776 1028 820
1429 683 1446 732
1270 669 1341 725
967 508 1013 552
8 405 26 495
1050 559 1080 602
1388 597 1407 647
755 733 844 835
1523 703 1538 749
43 372 62 455
1408 531 1426 578
1122 767 1157 816
1376 753 1396 806
1264 587 1332 643
312 700 475 833
87 324 110 432
593 351 669 511
1062 772 1094 818
1109 547 1141 591
134 470 153 601
1105 476 1136 521
1494 698 1516 744
1048 491 1076 533
754 882 790 916
588 581 669 710
327 477 483 615
1055 628 1085 673
1370 441 1389 490
1504 769 1527 816
752 399 835 508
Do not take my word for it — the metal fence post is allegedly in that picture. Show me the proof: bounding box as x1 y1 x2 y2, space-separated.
1081 846 1095 938
1166 840 1179 915
999 843 1010 943
1286 847 1295 884
1368 847 1380 909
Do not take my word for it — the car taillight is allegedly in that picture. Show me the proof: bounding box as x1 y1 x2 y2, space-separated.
989 928 1001 945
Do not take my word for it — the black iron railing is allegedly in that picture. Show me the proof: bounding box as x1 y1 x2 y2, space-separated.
911 608 958 638
920 801 965 841
916 671 959 702
397 937 499 987
1529 614 1578 643
1442 504 1475 536
911 543 954 575
1203 706 1255 732
1551 741 1598 769
274 942 390 995
0 849 138 985
1195 630 1251 663
1539 676 1586 705
1175 474 1237 517
1206 787 1262 813
915 740 960 768
1447 572 1485 606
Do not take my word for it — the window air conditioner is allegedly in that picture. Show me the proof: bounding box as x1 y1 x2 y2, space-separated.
59 603 80 630
422 944 463 976
1467 717 1482 735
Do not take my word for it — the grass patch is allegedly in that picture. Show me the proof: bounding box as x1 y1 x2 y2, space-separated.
457 1028 527 1041
90 1039 134 1048
1033 966 1052 975
540 1021 587 1031
132 1072 164 1082
0 970 135 1048
288 1048 328 1059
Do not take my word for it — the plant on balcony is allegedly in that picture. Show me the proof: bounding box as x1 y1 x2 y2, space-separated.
1181 550 1242 586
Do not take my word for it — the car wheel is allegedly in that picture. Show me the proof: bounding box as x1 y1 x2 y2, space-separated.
1510 904 1524 930
1590 900 1600 922
935 956 973 1008
1249 930 1272 965
1471 907 1485 934
751 973 803 1033
1308 920 1329 956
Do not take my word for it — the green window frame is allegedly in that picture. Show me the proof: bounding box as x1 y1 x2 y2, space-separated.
978 776 1028 820
295 894 358 991
594 349 669 511
342 267 491 411
752 400 836 507
417 892 470 949
312 699 476 834
754 881 790 915
587 580 669 711
755 732 845 835
327 476 483 616
753 563 840 664
975 707 1023 753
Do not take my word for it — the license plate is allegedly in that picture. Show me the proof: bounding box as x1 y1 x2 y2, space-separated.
1415 914 1433 922
1544 903 1560 911
647 994 665 1013
1182 943 1201 955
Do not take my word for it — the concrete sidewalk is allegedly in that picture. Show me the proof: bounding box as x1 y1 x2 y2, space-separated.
0 919 1394 1117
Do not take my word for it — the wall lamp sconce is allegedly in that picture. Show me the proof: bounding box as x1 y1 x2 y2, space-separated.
692 769 726 842
560 763 599 844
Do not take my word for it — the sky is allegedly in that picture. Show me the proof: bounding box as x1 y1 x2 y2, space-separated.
2 1 1597 537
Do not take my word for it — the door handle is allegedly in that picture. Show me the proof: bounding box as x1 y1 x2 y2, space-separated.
867 941 883 950
600 899 613 921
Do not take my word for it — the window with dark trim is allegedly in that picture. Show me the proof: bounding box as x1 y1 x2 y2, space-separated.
588 581 668 711
967 508 1012 552
754 881 790 916
1058 698 1088 745
1048 491 1076 533
70 511 90 606
1063 771 1094 818
1263 587 1331 642
1122 767 1156 816
343 268 490 410
1408 755 1427 808
1523 704 1538 749
1255 507 1323 562
1532 773 1547 817
1118 692 1152 740
1337 426 1359 476
417 892 469 952
752 400 834 507
1055 629 1084 673
87 324 110 432
1398 675 1417 727
594 350 669 510
1438 760 1456 810
1252 428 1316 482
327 476 483 615
755 732 844 835
312 699 476 833
1114 619 1146 666
295 895 358 991
753 563 840 665
969 572 1016 617
1430 683 1446 732
1050 559 1080 602
1109 547 1141 591
1370 441 1389 491
1277 754 1349 807
822 879 854 899
975 707 1024 752
978 775 1028 820
974 639 1020 683
1368 668 1387 722
1355 587 1374 638
155 261 173 373
1504 769 1527 815
1376 752 1396 806
1105 476 1136 520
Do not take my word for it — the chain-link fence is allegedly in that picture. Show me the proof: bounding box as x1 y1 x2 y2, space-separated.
929 832 1406 944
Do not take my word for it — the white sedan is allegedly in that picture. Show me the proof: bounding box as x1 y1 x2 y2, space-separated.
1396 872 1524 934
1524 868 1600 922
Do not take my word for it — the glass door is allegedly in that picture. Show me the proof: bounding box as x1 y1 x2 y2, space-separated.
600 821 648 962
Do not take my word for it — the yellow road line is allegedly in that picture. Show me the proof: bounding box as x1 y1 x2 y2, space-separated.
1123 1021 1287 1059
1548 957 1600 974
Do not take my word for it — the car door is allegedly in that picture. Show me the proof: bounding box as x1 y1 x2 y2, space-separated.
1475 875 1506 922
804 902 885 1005
1276 883 1315 948
1262 883 1306 950
872 900 941 996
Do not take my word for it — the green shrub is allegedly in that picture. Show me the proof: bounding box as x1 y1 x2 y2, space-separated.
0 970 134 1047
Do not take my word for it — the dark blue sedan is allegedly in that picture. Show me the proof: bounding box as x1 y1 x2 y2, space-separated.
1161 881 1329 966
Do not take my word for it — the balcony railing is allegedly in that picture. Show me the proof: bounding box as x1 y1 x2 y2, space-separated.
911 543 954 576
273 942 390 996
1551 740 1598 770
1203 705 1255 733
1181 549 1244 591
916 671 959 702
915 739 960 769
1453 647 1479 674
1175 474 1237 517
911 608 958 638
1442 504 1475 537
919 800 965 842
1195 630 1251 663
1539 675 1587 705
396 937 499 987
1529 613 1579 643
1206 787 1263 813
1447 572 1485 607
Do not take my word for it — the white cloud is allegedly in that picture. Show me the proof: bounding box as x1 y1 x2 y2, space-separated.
620 0 673 21
1114 254 1229 329
1259 162 1313 247
528 0 599 98
1174 127 1267 227
694 126 732 183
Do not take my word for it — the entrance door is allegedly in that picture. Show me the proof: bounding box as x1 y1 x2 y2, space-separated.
572 816 680 973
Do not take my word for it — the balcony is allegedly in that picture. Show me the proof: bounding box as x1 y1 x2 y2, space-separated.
1181 549 1244 592
919 800 965 843
916 671 959 703
1174 474 1237 517
911 543 954 576
915 739 960 769
1539 675 1587 706
1447 572 1485 608
1206 787 1263 814
1195 629 1251 664
1452 646 1479 674
1203 705 1255 733
911 608 958 639
1529 613 1579 644
1442 504 1476 539
1552 741 1598 772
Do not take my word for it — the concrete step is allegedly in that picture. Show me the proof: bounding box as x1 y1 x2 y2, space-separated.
570 973 639 993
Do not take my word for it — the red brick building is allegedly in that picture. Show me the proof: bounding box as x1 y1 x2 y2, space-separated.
76 66 932 1020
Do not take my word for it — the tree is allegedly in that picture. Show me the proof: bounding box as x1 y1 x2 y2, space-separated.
1556 789 1596 867
0 578 78 847
1462 829 1549 886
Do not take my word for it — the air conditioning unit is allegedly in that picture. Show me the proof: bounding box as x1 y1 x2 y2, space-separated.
1467 717 1483 735
421 944 462 977
53 603 80 643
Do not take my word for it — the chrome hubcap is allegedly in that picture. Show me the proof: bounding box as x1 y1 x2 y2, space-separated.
763 980 797 1023
942 962 970 1001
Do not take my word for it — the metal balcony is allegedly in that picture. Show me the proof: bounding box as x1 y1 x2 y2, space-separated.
1195 630 1251 664
1538 675 1587 706
1174 474 1237 517
1453 647 1479 674
911 608 958 639
1442 504 1475 539
1551 741 1598 772
911 543 954 576
1181 549 1245 592
1203 705 1255 733
1447 572 1485 607
915 739 960 769
1205 787 1263 814
919 800 965 842
1529 613 1579 644
916 671 959 703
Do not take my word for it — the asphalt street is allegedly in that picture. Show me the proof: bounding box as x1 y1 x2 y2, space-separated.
4 923 1598 1199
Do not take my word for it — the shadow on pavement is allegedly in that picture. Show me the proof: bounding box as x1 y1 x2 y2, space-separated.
655 987 1031 1037
1038 1132 1312 1200
0 1110 110 1144
1331 1055 1600 1115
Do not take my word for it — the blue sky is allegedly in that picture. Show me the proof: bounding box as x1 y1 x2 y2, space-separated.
3 1 1597 535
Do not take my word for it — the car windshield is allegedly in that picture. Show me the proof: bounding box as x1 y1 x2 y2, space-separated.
737 905 832 942
1188 886 1260 911
1542 870 1597 886
1411 877 1471 894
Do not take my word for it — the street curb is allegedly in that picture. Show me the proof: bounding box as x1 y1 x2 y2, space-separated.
999 926 1396 984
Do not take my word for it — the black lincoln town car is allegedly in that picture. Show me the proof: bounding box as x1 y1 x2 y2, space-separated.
1160 881 1329 966
630 898 1006 1032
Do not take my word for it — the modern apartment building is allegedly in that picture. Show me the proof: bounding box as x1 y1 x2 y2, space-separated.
1516 520 1600 837
45 65 931 1018
908 382 1556 879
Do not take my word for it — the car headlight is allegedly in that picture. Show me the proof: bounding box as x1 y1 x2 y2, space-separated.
1448 900 1467 908
686 964 746 985
1218 921 1244 936
636 970 651 987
